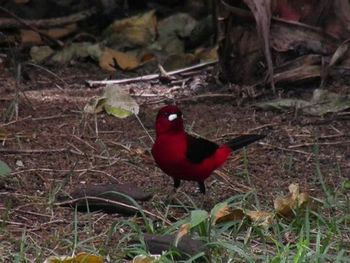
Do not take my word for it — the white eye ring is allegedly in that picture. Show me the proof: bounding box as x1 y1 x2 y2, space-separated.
168 114 178 121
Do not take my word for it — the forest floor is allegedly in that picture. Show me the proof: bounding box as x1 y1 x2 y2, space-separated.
0 62 349 262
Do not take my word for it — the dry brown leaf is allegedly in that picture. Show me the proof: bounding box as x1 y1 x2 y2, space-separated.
133 255 160 263
46 23 77 39
243 0 274 89
195 46 218 62
213 208 245 225
274 183 311 218
328 39 350 68
175 223 191 246
99 48 140 71
43 252 103 263
105 10 157 47
246 210 274 228
21 30 42 44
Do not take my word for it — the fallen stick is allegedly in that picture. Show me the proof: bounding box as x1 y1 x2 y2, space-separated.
0 6 63 47
86 60 218 87
0 7 97 28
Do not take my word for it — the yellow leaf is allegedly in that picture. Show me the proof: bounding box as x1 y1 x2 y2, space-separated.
105 10 157 47
195 46 218 62
43 252 103 263
21 30 42 44
133 255 160 263
99 48 140 71
246 210 274 228
175 223 191 246
75 252 103 263
213 208 245 225
274 183 311 218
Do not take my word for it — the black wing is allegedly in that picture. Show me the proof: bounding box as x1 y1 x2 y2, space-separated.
186 135 219 164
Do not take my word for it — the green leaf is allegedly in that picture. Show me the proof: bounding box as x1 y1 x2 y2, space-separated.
83 84 139 118
0 160 11 177
103 84 139 118
190 210 208 228
342 180 350 190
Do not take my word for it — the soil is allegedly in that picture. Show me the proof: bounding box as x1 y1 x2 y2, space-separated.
0 62 349 260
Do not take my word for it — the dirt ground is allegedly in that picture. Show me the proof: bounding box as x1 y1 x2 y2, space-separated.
0 62 349 260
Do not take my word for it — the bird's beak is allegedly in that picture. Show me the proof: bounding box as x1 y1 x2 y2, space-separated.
168 114 178 121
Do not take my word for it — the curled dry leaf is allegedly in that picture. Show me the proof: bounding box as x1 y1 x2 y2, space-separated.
84 84 139 118
104 10 157 48
133 255 160 263
99 48 140 71
45 23 77 39
43 252 103 263
175 223 191 246
274 183 311 218
246 210 274 228
21 30 42 45
212 206 245 225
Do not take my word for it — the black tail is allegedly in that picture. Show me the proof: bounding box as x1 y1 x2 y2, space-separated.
226 134 265 151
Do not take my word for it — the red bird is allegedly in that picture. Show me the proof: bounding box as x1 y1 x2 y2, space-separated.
152 105 265 194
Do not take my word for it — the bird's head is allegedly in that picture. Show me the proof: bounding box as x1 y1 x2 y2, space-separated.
155 105 184 136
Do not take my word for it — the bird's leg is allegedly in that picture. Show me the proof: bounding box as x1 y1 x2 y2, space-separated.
198 181 206 194
173 178 181 192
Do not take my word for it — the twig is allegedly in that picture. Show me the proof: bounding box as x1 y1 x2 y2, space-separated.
259 142 313 156
25 62 69 87
288 140 350 149
134 114 154 143
0 148 83 155
86 60 217 87
0 6 63 47
0 7 97 28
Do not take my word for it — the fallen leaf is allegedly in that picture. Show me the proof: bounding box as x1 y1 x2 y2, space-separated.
43 252 103 263
158 13 197 39
30 46 54 63
83 84 139 118
0 160 11 177
51 43 102 63
46 23 77 39
255 89 350 116
175 223 191 246
328 39 350 68
83 97 106 114
133 255 160 263
103 85 139 118
162 53 197 71
246 210 274 228
274 183 311 218
212 207 245 225
104 10 157 48
195 46 218 62
21 30 42 44
99 48 140 71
